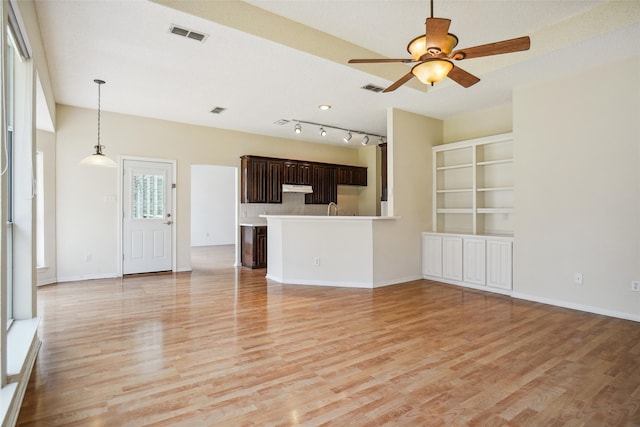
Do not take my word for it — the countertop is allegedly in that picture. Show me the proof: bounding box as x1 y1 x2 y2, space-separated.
260 215 398 221
239 217 267 227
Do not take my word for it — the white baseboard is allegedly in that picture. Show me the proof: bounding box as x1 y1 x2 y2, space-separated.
373 275 423 288
56 272 120 283
37 277 58 286
423 275 640 323
512 292 640 323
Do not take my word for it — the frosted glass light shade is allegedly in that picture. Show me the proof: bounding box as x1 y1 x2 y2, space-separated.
412 59 454 85
80 151 117 167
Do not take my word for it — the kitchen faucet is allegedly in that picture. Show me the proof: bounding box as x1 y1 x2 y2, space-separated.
327 202 338 216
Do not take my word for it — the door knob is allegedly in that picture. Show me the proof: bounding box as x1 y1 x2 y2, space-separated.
164 220 173 225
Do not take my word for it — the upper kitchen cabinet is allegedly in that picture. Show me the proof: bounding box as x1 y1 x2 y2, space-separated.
336 165 367 186
305 163 337 204
283 160 312 185
241 156 283 204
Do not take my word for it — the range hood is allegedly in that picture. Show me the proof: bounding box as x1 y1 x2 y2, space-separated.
282 184 313 194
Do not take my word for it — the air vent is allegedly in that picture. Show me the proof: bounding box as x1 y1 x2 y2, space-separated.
361 84 384 93
210 107 226 114
170 25 208 43
273 119 290 126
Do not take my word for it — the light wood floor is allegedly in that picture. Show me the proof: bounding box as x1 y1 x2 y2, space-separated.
19 246 640 426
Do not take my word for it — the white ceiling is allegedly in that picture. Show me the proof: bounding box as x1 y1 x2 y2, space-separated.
34 0 640 146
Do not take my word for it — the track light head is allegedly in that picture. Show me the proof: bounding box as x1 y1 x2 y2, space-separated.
294 123 302 134
319 127 326 137
378 136 384 144
361 135 369 146
343 131 352 143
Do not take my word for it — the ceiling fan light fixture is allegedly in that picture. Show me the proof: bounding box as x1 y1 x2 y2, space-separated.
412 59 453 85
407 33 458 60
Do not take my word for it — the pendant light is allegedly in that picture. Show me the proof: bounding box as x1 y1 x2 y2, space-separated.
80 79 117 167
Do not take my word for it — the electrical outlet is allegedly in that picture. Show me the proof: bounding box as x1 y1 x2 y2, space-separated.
314 257 320 267
574 272 583 284
632 281 640 292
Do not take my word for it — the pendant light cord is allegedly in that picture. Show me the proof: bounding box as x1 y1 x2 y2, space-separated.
94 79 105 154
97 81 101 149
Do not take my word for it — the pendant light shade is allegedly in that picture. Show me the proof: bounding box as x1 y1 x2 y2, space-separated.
412 59 454 85
80 79 117 168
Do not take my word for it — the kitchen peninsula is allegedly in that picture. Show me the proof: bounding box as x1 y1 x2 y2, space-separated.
262 215 400 288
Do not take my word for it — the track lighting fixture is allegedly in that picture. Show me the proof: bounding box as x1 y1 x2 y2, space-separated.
290 119 385 145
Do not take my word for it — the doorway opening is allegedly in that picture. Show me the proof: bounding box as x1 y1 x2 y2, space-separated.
190 165 238 271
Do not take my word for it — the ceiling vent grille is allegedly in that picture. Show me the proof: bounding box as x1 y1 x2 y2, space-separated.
210 107 226 114
170 25 208 42
361 84 384 93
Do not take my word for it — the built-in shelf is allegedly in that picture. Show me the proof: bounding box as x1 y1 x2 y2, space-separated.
436 208 474 214
477 186 514 192
436 163 474 171
477 208 513 214
432 133 514 236
436 188 473 194
477 159 513 166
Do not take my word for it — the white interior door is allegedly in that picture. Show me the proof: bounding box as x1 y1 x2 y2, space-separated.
123 159 173 274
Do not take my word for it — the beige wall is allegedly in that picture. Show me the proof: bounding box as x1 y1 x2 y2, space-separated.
36 130 56 285
381 108 441 280
55 105 369 280
443 104 512 144
512 56 640 318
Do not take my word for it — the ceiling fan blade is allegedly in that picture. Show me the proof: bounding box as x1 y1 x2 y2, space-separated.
451 36 530 60
425 17 451 51
383 71 415 93
348 58 416 64
447 66 480 88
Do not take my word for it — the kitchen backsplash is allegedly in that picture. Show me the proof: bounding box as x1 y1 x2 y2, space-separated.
241 193 340 217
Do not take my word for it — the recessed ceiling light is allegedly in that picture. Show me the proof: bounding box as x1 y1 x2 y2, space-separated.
318 105 332 111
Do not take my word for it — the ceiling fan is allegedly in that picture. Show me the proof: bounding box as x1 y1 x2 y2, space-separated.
348 0 530 92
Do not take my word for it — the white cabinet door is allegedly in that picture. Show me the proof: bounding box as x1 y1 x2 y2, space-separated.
463 238 486 285
422 234 443 278
442 236 463 281
487 240 512 290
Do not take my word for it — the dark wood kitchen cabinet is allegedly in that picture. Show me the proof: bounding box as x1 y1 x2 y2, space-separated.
337 165 367 186
242 155 366 204
305 164 337 204
241 156 283 203
283 160 311 185
241 225 267 268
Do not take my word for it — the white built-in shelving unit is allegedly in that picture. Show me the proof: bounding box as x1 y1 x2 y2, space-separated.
433 132 514 237
424 133 514 293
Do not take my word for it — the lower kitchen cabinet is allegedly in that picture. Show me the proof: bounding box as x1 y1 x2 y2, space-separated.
422 232 513 293
241 225 267 269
